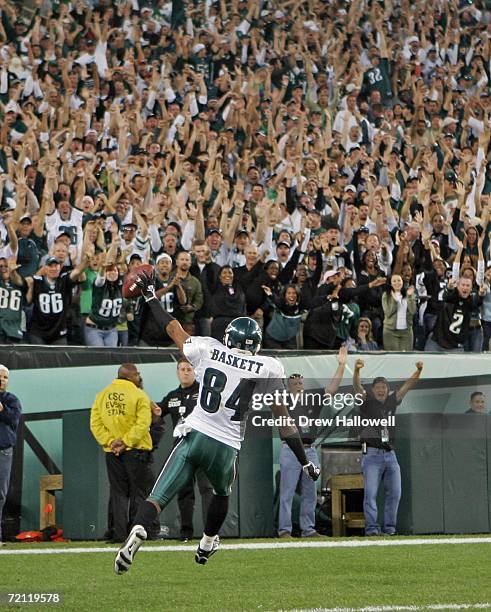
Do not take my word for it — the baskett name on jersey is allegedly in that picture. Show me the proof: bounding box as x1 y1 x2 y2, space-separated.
183 336 285 450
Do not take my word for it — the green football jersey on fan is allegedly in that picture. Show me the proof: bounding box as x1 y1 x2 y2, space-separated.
0 280 25 340
363 59 392 103
89 280 123 328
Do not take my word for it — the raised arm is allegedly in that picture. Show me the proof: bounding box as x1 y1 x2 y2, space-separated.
396 362 423 403
136 273 190 351
325 346 348 395
353 359 366 398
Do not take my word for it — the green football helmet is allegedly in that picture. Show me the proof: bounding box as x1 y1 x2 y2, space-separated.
223 317 262 355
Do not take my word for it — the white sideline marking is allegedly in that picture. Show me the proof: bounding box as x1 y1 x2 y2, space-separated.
290 605 491 611
0 536 490 555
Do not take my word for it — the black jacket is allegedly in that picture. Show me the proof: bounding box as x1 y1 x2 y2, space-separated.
158 381 200 429
0 391 22 449
210 283 246 319
190 261 221 318
245 271 281 315
235 261 263 291
303 297 344 347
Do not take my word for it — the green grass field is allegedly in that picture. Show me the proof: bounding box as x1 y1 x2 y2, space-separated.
0 538 490 611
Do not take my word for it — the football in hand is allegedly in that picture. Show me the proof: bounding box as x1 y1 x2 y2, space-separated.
122 263 155 298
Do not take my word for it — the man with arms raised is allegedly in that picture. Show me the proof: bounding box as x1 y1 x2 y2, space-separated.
115 273 320 574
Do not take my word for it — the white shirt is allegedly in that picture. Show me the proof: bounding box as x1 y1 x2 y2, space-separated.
183 336 285 450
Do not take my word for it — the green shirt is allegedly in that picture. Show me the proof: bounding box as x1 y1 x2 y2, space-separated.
80 268 97 315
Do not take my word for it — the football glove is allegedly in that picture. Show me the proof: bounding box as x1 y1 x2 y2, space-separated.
135 272 157 302
303 461 321 481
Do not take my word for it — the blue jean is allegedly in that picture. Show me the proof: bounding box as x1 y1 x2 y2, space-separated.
0 446 13 541
85 326 118 347
118 330 129 347
464 326 483 353
362 447 401 535
482 321 491 352
423 313 437 337
278 445 318 536
424 335 464 353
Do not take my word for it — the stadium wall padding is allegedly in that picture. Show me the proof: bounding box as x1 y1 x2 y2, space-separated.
1 346 491 537
396 415 445 535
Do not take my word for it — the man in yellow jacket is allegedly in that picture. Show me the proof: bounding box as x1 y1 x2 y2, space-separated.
90 363 155 543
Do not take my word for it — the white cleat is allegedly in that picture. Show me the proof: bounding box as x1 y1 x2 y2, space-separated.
195 535 220 565
114 525 147 575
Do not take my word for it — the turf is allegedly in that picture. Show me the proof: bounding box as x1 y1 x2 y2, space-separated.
0 541 490 611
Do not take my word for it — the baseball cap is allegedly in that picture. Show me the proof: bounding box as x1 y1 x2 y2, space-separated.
206 228 222 237
442 117 458 128
4 100 19 114
235 229 249 237
46 257 60 265
323 269 340 282
344 184 357 193
277 241 291 248
19 214 32 223
156 253 173 264
123 222 138 229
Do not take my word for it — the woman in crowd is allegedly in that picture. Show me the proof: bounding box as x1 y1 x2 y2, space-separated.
262 284 305 349
357 251 387 345
349 317 380 352
381 275 417 351
85 262 123 348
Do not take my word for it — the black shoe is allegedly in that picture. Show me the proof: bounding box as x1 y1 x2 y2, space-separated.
195 536 219 565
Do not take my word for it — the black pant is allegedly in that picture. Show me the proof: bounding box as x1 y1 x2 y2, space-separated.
303 335 329 350
263 334 298 349
105 450 155 542
177 469 214 539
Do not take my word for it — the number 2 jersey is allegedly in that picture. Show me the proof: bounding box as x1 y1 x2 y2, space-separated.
182 336 285 450
432 288 482 349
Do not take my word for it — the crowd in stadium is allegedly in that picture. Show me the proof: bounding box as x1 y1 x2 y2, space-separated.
0 0 490 352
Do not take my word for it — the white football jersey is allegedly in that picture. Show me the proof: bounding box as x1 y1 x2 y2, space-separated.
182 336 285 449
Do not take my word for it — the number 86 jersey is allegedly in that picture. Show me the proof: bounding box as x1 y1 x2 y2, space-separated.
31 272 74 342
182 336 286 450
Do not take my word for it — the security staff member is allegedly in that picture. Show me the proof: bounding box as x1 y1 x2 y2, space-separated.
90 363 154 543
0 364 22 544
157 358 213 541
353 360 423 536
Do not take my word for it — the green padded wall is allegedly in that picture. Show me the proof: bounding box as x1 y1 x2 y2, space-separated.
396 414 444 535
63 411 109 540
442 415 490 534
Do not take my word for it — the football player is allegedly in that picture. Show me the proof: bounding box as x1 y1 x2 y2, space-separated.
114 272 320 574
